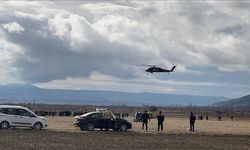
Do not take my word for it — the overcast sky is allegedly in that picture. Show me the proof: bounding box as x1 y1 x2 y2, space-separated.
0 1 250 98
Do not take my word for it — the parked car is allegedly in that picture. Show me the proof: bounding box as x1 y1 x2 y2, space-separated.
133 112 142 122
0 105 48 130
73 112 132 131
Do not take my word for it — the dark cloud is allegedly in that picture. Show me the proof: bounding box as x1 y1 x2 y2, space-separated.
140 7 158 16
215 25 248 37
2 14 154 83
1 1 250 97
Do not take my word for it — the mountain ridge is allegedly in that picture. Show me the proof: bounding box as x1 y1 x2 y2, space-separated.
0 84 229 106
213 94 250 107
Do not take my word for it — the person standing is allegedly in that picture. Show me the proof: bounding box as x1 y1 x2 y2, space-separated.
157 111 165 132
103 109 114 131
189 112 196 132
141 110 150 131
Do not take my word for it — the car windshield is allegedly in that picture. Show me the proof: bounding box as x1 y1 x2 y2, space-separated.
112 114 116 119
80 112 96 117
80 112 116 119
25 109 37 117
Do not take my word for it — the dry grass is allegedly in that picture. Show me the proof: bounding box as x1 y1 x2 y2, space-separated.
47 116 250 135
131 117 250 135
1 116 250 150
1 130 250 150
0 117 250 150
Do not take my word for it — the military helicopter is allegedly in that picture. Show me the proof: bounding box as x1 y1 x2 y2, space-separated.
142 64 177 74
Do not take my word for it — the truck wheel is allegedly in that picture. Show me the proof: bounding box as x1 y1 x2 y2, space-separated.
80 126 86 131
120 124 127 132
87 123 94 131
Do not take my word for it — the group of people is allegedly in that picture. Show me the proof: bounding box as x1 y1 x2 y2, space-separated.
103 109 197 132
140 110 197 132
140 110 165 132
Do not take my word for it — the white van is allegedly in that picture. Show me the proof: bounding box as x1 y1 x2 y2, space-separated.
0 105 48 130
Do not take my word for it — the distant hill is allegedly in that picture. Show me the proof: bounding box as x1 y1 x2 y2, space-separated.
213 95 250 107
0 84 229 106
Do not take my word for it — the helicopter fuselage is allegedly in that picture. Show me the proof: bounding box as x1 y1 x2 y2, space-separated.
145 66 176 73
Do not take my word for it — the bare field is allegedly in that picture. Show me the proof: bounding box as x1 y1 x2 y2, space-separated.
1 116 250 150
48 116 250 135
1 130 250 150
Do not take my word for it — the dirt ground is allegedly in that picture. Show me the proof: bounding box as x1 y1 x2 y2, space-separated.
1 130 250 150
1 116 250 150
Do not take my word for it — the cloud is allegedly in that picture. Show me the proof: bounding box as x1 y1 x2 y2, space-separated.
1 10 153 82
35 71 250 97
2 22 25 34
0 35 23 84
14 11 47 21
1 1 47 8
215 24 248 37
0 1 250 97
47 13 94 50
80 3 132 14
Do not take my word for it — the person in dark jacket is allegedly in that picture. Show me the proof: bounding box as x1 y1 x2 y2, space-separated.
141 110 150 131
157 111 164 131
189 112 196 132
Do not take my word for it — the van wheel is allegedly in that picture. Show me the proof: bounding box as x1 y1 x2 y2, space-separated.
120 124 127 132
87 123 94 131
1 121 9 129
33 122 43 130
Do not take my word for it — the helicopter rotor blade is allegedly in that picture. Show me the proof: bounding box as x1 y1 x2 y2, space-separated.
140 64 156 67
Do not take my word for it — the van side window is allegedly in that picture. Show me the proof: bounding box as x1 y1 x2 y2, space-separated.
9 109 15 115
16 109 28 116
1 108 15 115
1 108 8 114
